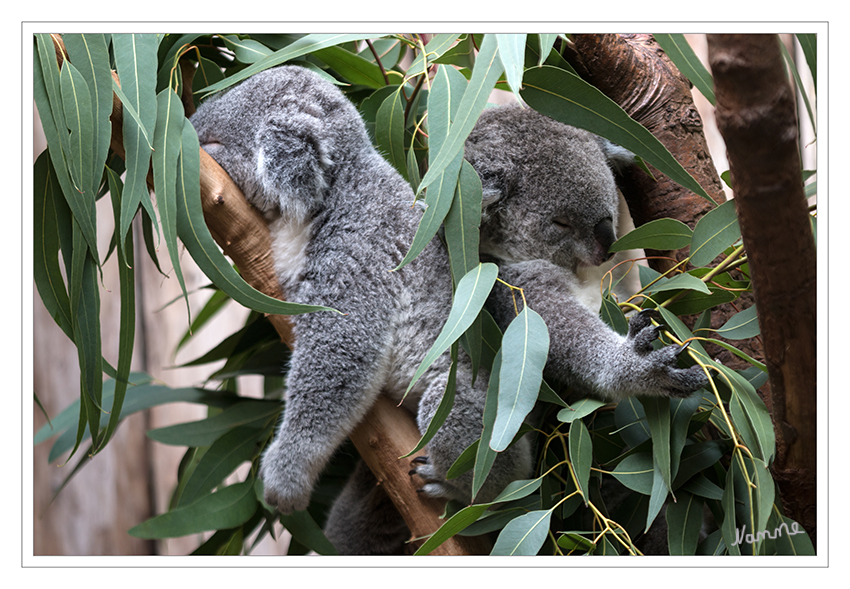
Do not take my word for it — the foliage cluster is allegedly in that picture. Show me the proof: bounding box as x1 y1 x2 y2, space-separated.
34 32 816 555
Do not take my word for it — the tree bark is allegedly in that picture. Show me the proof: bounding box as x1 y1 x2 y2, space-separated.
51 34 486 556
707 34 817 547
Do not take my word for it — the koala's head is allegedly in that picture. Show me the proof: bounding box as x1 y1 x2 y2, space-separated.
190 66 370 221
464 106 632 273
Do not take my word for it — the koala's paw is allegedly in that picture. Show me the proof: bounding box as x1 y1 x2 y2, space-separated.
408 455 465 502
627 310 708 399
259 449 313 514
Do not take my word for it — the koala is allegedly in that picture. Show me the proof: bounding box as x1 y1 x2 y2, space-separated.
189 65 707 555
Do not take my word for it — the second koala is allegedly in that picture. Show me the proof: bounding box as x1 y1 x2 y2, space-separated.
189 65 706 553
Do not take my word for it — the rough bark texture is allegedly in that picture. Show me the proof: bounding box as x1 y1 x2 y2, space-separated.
568 34 727 271
51 35 484 556
708 34 817 547
566 34 764 374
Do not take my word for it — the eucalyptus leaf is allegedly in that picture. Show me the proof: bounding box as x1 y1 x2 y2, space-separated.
715 305 760 340
610 217 692 252
491 509 551 556
406 263 498 396
146 401 281 447
689 199 741 267
491 307 549 452
569 419 592 501
666 491 704 555
375 88 409 181
416 34 503 197
129 480 257 539
200 34 379 94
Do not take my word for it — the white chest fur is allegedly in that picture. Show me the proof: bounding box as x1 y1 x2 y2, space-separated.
269 215 313 293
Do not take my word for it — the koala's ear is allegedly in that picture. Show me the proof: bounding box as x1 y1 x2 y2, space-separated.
256 110 333 222
596 137 635 173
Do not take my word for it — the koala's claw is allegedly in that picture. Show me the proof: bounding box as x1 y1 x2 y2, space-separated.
410 455 429 465
677 341 693 356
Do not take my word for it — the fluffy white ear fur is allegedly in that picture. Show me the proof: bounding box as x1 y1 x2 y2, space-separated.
598 138 635 172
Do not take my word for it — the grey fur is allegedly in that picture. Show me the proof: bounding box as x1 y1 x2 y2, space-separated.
189 65 707 554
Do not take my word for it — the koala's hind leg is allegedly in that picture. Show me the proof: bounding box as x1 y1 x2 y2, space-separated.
412 361 534 504
324 461 410 555
260 305 394 514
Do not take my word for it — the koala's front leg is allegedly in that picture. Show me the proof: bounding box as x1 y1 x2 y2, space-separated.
600 309 708 399
260 308 391 514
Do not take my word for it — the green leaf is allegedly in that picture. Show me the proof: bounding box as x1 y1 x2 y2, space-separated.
406 263 498 395
491 307 549 452
416 34 503 197
520 65 713 203
610 217 693 252
375 88 409 181
58 60 98 254
178 425 270 506
557 398 607 423
113 33 159 262
716 304 760 340
642 396 672 494
689 199 741 267
313 44 389 88
671 438 728 486
402 343 459 458
176 122 335 316
680 473 724 500
569 418 592 501
599 294 629 335
669 391 702 480
666 491 704 555
199 34 379 94
62 34 113 198
491 509 551 556
796 34 817 89
611 452 654 495
654 34 715 105
414 476 542 555
646 465 668 531
496 34 526 101
723 364 775 463
146 401 281 447
394 65 467 271
537 34 559 66
220 35 273 64
152 89 190 322
472 351 501 500
614 397 651 448
96 168 136 453
278 510 338 555
779 41 816 136
650 272 711 295
772 515 816 556
33 152 74 340
407 34 460 76
413 503 491 555
129 479 257 539
445 159 483 283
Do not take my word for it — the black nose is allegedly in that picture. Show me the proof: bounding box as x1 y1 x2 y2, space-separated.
594 217 616 262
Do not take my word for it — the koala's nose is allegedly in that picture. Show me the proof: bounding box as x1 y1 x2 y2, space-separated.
594 217 616 262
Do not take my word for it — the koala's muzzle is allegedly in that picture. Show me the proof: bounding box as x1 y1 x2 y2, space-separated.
593 217 617 265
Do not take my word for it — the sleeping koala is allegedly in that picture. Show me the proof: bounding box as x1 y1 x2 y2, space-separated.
189 65 706 554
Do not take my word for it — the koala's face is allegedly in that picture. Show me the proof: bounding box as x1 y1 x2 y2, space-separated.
465 107 624 273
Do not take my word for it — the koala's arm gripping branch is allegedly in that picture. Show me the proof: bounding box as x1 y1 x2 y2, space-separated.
51 32 487 556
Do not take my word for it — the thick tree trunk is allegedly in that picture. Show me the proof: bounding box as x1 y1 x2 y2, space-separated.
707 33 817 547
